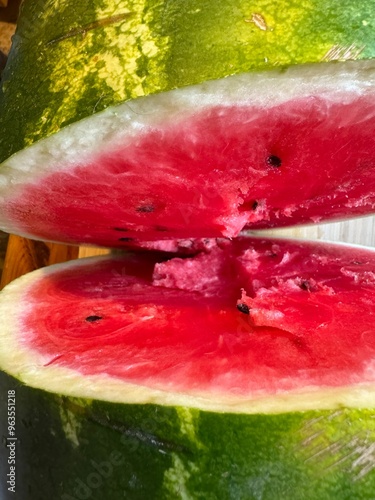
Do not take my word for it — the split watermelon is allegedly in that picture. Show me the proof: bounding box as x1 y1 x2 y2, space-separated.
2 238 375 498
2 0 375 499
1 0 375 246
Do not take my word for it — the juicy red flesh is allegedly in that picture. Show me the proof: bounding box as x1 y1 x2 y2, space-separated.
6 95 375 247
22 238 375 396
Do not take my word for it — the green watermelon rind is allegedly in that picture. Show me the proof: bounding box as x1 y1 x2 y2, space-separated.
2 2 375 496
3 371 375 499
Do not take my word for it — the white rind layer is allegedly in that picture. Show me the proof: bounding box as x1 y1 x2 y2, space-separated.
0 60 375 239
2 249 375 414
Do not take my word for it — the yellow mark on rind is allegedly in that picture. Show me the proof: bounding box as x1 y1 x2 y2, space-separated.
46 13 133 46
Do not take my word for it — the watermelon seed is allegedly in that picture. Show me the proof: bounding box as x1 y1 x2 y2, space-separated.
237 303 250 314
154 225 169 232
118 237 134 242
267 155 282 168
85 315 103 322
299 280 312 291
137 204 155 213
265 250 278 258
238 200 259 212
113 227 129 232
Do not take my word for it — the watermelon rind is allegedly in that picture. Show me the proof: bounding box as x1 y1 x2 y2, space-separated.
1 0 375 160
1 58 375 183
1 370 375 499
2 2 375 496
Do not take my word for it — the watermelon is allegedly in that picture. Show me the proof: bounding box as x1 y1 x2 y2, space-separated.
2 237 375 498
1 0 375 246
3 1 375 498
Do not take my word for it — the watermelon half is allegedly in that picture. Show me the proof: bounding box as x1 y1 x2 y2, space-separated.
1 0 375 246
2 238 375 498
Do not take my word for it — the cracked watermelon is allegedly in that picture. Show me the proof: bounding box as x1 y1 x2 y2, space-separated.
3 1 375 499
1 0 375 246
2 238 375 498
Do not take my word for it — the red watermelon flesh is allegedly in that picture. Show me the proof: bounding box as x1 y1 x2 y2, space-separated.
16 238 375 399
4 94 375 248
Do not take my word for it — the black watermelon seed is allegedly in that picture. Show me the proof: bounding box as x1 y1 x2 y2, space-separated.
238 200 259 212
113 227 129 232
118 237 134 242
237 303 250 315
265 250 278 258
86 315 103 322
137 204 155 213
299 280 311 291
267 155 282 168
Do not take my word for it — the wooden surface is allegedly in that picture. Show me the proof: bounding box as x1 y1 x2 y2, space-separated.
0 235 77 289
0 235 110 289
0 0 21 23
0 21 15 55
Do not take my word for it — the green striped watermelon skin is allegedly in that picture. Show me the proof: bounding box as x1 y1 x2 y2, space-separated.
1 0 375 162
2 371 375 500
